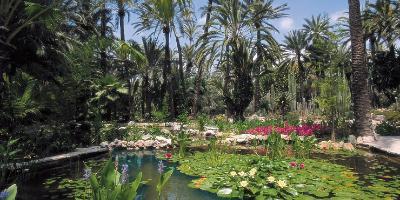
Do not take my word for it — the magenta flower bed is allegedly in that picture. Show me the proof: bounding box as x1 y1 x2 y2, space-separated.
245 123 322 136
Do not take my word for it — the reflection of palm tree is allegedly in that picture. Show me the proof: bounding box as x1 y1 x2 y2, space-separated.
348 0 374 140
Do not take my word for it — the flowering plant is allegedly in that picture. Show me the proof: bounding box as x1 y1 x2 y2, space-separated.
87 159 142 200
246 123 322 137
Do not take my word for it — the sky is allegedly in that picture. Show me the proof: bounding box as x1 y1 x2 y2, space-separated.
116 0 372 47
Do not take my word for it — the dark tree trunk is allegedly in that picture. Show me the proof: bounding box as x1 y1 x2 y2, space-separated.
118 1 125 41
163 25 175 119
253 23 262 113
297 52 305 101
192 0 212 116
100 0 107 75
174 29 186 103
348 0 373 138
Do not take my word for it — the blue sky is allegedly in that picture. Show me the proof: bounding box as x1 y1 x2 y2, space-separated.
118 0 371 46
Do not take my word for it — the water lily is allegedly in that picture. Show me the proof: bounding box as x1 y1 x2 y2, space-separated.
238 171 247 177
290 161 297 167
267 176 275 183
83 168 92 180
165 153 173 159
217 188 233 195
230 171 237 177
277 180 287 188
299 163 305 169
249 168 257 177
240 181 248 187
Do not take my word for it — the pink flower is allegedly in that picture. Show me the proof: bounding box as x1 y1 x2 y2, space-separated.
299 163 305 169
290 161 297 167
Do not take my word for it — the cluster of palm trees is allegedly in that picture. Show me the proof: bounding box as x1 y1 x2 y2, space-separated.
1 0 400 142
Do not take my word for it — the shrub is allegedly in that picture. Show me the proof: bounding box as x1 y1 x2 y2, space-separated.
376 121 400 136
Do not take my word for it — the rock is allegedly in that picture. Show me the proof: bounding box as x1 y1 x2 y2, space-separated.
186 129 200 136
161 128 171 135
233 134 256 144
128 121 135 126
348 135 357 144
171 123 182 131
357 136 376 144
343 143 355 151
204 130 217 137
142 134 152 140
319 141 331 150
100 141 109 148
143 140 155 148
205 126 219 131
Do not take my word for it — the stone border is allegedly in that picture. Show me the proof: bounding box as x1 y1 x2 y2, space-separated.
3 146 109 171
356 143 400 157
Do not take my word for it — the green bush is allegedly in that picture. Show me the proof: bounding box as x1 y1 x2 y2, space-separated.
99 122 127 141
376 121 400 136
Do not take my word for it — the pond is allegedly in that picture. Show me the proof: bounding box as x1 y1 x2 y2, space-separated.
15 149 400 200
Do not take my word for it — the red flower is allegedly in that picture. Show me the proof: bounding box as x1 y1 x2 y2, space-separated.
299 163 305 169
290 161 297 167
165 153 173 159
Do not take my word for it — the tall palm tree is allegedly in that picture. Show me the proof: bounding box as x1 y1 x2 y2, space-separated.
283 30 308 100
245 0 287 113
135 0 178 118
192 0 213 116
113 0 134 41
348 0 374 141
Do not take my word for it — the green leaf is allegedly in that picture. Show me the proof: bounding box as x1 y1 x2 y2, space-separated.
5 184 17 200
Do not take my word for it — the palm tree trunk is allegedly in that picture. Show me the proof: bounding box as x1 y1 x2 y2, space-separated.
297 52 305 101
118 1 125 41
348 0 373 139
192 0 212 116
253 23 262 113
173 28 185 101
164 25 175 119
100 0 107 75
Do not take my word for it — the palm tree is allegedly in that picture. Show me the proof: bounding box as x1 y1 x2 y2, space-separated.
303 15 331 42
283 30 308 100
245 0 287 113
192 0 213 116
113 0 134 41
135 0 177 118
141 37 162 119
347 0 374 141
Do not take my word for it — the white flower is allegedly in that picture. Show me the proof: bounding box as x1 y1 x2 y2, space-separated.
277 180 287 188
217 188 233 195
238 171 247 177
230 171 237 177
249 168 257 177
267 176 275 183
240 181 248 187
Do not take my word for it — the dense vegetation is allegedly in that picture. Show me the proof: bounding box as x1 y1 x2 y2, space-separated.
1 0 400 174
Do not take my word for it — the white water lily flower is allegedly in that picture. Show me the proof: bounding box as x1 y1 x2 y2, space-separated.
277 180 287 188
240 181 248 187
267 176 275 183
238 171 247 177
230 171 237 177
217 188 233 195
249 168 257 177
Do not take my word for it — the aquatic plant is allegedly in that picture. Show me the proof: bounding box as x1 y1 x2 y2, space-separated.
88 159 142 200
156 160 173 200
177 151 400 199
